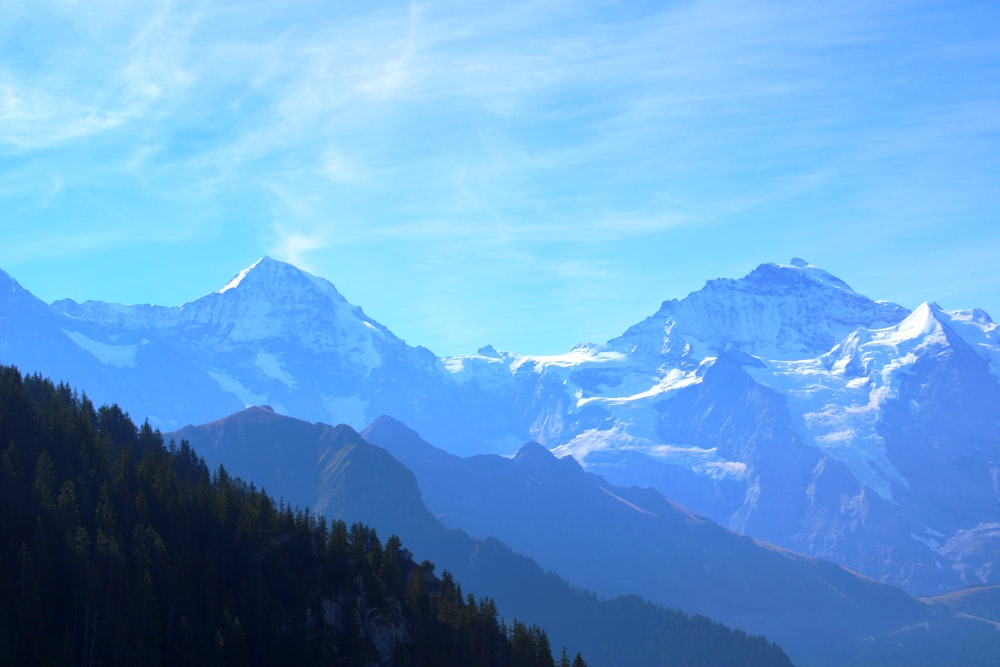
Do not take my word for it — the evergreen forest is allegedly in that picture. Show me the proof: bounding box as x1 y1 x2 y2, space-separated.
0 365 566 666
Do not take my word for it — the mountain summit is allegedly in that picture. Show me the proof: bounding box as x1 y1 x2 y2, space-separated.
215 256 349 306
612 258 909 363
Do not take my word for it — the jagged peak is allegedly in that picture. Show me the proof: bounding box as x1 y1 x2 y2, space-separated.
217 256 346 302
209 256 366 320
651 259 870 318
617 259 909 362
893 301 949 342
859 300 985 360
750 259 857 294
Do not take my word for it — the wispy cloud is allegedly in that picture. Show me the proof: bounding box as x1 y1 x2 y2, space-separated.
3 0 999 353
270 224 327 271
0 1 196 150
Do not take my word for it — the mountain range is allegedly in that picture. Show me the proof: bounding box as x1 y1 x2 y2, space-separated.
171 406 794 667
2 256 999 594
173 406 1000 667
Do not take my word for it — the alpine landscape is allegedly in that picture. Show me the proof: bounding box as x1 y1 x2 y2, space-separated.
3 1 999 665
3 257 1000 665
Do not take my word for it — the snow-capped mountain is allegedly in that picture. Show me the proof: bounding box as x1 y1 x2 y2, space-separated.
175 406 995 667
1 257 997 593
21 257 450 432
441 258 1000 593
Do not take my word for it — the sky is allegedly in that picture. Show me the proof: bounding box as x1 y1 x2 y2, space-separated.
2 0 998 356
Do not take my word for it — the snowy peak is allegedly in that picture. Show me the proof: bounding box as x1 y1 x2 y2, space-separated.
214 256 347 306
48 257 356 334
174 256 403 351
218 258 265 293
761 258 856 293
893 302 950 346
856 302 969 362
726 258 857 299
616 259 909 361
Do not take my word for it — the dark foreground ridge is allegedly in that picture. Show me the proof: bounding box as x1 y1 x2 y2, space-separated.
175 404 797 667
0 365 562 667
0 364 793 667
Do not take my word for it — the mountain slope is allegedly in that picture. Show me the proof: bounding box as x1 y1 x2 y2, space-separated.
0 267 118 397
362 415 1000 667
173 407 793 667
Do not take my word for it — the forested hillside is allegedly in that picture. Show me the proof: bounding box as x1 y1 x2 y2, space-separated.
176 405 797 667
0 365 561 667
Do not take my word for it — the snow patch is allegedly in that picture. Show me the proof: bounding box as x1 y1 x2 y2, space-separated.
512 346 627 371
752 354 907 500
219 258 263 293
577 367 700 408
554 426 747 481
62 329 140 368
255 350 297 388
354 330 382 373
648 442 747 479
773 258 856 293
553 426 650 462
744 306 972 500
730 476 761 533
443 349 518 387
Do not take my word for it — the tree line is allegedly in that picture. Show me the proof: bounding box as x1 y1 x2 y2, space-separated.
0 365 577 667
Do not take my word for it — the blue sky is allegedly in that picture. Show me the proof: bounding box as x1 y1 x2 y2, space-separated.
2 0 998 356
